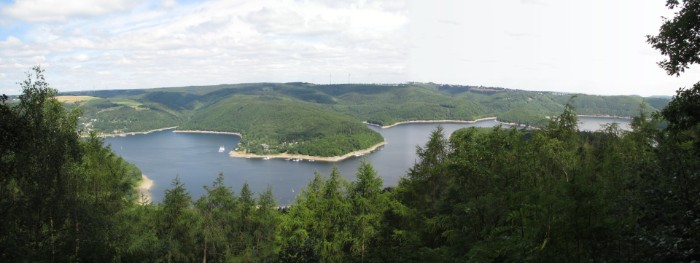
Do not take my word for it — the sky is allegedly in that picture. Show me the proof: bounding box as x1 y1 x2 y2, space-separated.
1 0 699 96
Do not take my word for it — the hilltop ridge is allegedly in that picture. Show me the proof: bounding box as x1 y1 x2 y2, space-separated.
63 82 670 157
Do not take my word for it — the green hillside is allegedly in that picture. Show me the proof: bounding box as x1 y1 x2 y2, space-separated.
76 97 181 134
179 95 383 156
65 82 670 157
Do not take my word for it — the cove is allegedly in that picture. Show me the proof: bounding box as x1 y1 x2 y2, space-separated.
103 117 629 205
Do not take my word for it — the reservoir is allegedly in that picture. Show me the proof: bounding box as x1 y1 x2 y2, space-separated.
104 117 630 204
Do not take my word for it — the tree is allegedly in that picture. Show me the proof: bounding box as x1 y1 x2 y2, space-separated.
232 182 256 260
639 1 700 260
661 82 700 151
647 0 700 76
159 177 198 262
279 173 324 262
317 167 351 263
348 161 386 262
194 173 237 262
253 186 280 261
0 67 86 261
1 66 144 261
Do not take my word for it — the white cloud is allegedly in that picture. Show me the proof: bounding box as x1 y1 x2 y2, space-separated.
0 0 409 93
0 36 23 47
1 0 693 96
161 0 177 9
2 0 141 22
74 54 89 61
246 7 340 36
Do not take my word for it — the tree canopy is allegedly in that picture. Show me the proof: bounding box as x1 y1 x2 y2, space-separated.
647 0 700 76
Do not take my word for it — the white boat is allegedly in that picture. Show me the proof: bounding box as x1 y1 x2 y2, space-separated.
263 157 271 160
218 146 225 153
293 159 301 162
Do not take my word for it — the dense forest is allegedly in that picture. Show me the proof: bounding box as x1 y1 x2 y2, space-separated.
178 95 384 157
3 0 700 261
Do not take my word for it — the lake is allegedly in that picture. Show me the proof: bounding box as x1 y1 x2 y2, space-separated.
104 116 629 204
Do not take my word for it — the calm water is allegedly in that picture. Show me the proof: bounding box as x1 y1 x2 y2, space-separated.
577 116 632 131
104 117 629 204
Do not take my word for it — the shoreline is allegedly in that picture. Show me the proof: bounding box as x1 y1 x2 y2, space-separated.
495 120 532 128
229 141 387 162
369 117 498 129
577 114 632 120
137 174 153 204
173 130 242 136
96 126 178 138
369 115 631 130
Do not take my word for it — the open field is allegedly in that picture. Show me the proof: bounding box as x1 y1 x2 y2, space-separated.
55 95 98 103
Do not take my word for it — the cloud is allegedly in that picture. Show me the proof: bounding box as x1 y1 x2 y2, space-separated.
0 0 409 93
161 0 177 9
0 36 23 47
246 7 341 36
521 0 548 6
2 0 141 22
74 54 89 61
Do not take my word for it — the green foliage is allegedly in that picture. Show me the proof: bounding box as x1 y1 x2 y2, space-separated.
0 66 142 261
194 173 236 262
661 82 700 150
280 164 390 262
81 102 181 134
180 95 384 156
382 109 644 261
647 0 700 76
349 161 387 262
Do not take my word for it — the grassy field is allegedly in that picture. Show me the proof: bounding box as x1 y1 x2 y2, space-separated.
55 95 98 103
110 99 143 108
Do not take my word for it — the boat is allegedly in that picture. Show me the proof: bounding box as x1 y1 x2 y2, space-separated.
293 159 301 162
309 160 315 162
263 157 271 160
218 146 225 153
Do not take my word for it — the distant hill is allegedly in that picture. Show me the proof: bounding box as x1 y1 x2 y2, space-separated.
64 82 671 157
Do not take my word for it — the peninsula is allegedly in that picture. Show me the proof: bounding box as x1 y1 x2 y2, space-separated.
229 141 387 162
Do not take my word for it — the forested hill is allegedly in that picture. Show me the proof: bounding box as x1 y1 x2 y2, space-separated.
63 82 669 156
179 95 383 157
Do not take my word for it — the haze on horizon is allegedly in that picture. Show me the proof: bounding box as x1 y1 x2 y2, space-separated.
1 0 699 97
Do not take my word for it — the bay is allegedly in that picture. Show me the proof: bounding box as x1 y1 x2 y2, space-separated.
104 117 630 204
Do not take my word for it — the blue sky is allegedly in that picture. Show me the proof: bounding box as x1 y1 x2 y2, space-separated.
1 0 699 96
